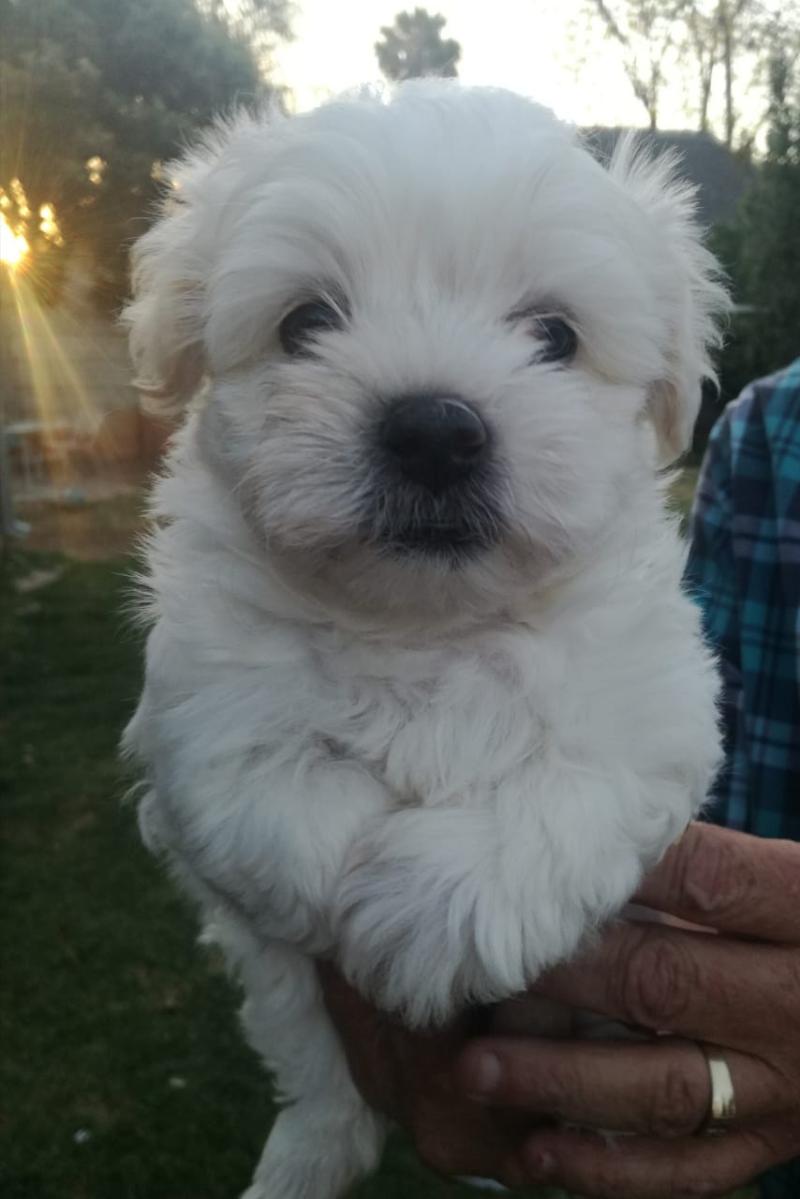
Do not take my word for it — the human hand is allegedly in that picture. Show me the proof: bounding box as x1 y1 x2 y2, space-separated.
456 822 800 1196
318 957 537 1182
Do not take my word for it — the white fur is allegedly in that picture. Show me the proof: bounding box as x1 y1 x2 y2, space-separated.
123 82 726 1198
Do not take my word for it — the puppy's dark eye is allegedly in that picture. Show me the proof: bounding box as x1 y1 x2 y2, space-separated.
279 299 343 356
533 316 578 364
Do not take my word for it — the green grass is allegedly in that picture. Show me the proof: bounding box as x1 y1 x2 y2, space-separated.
0 551 565 1198
0 539 753 1199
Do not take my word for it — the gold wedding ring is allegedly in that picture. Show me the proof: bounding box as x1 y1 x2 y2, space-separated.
700 1044 737 1131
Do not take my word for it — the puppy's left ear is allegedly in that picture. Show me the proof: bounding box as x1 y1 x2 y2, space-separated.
609 136 729 465
122 181 209 416
122 119 246 416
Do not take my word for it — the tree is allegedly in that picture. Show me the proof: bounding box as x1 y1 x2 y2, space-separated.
714 49 800 390
588 0 799 145
677 2 800 148
199 0 294 56
0 0 292 308
680 1 766 147
589 0 691 130
684 1 724 134
375 8 461 82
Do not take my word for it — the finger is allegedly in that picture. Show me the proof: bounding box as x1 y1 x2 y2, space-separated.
319 961 488 1127
505 1124 782 1199
635 823 800 943
317 958 369 1019
398 1012 533 1183
318 965 528 1179
532 921 796 1048
410 1084 529 1185
318 960 402 1114
456 1036 784 1135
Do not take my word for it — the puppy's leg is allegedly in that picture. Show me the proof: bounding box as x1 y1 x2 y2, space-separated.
210 916 386 1199
336 766 696 1027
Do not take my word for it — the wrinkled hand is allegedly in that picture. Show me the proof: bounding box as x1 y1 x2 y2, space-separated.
320 823 800 1197
318 959 534 1180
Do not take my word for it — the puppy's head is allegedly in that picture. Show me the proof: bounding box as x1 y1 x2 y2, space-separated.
125 83 726 621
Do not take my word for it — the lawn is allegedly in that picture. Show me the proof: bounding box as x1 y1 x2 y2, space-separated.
1 473 752 1199
0 548 562 1198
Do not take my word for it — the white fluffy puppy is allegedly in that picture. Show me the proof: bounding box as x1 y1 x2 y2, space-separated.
123 82 725 1199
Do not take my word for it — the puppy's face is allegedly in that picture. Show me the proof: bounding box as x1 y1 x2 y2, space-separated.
127 84 724 621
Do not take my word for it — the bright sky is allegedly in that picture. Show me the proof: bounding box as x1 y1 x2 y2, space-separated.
272 0 698 129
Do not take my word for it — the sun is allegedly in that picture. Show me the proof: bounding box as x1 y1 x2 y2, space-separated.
0 211 30 270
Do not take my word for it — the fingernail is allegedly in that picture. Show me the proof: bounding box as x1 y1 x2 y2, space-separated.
465 1050 502 1097
525 1148 557 1178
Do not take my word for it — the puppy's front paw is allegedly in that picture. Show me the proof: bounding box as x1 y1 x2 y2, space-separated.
336 854 464 1025
334 811 531 1026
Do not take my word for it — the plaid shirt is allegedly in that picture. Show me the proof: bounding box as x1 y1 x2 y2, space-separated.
687 364 800 1198
686 359 800 841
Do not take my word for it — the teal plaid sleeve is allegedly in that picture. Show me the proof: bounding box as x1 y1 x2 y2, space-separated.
686 360 800 840
686 399 747 822
687 360 800 1199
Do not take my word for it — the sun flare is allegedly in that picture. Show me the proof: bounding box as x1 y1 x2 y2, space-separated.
0 211 30 269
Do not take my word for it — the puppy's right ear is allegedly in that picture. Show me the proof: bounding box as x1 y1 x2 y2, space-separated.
122 160 212 415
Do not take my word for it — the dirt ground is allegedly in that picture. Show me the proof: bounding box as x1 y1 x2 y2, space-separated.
14 487 147 560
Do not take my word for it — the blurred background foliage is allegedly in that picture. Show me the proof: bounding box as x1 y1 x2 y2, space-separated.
711 48 800 402
0 0 291 308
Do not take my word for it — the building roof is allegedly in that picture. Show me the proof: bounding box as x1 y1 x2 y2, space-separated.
583 127 752 228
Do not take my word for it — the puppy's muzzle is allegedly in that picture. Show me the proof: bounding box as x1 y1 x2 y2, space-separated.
368 393 502 561
378 393 490 493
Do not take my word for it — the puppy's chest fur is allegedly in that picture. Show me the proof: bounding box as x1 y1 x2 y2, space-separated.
283 630 561 807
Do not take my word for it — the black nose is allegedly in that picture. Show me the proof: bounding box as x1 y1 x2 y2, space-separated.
379 394 489 491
